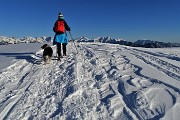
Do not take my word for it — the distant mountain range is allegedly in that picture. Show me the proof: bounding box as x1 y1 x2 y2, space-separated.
132 40 180 48
75 36 180 48
0 36 180 48
0 36 52 45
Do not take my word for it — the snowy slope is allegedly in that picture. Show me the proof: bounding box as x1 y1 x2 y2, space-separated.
0 42 179 120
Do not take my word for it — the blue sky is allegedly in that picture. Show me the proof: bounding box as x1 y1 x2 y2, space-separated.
0 0 179 43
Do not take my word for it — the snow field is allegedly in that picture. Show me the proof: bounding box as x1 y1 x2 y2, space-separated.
0 42 179 120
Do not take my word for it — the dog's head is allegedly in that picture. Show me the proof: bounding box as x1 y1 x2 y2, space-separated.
41 44 50 49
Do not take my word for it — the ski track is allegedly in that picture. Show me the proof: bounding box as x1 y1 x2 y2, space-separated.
122 47 180 81
0 43 179 120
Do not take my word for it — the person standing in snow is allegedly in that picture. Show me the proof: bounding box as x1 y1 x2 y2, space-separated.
53 12 71 60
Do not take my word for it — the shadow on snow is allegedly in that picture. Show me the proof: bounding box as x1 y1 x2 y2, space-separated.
0 52 41 64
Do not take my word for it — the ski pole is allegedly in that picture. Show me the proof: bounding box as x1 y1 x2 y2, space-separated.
69 31 78 54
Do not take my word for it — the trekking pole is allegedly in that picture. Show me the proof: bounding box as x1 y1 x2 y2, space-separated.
69 31 79 54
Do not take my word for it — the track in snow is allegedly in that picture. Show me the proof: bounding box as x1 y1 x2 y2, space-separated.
123 47 180 81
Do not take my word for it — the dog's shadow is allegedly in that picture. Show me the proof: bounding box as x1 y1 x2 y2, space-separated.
0 52 42 65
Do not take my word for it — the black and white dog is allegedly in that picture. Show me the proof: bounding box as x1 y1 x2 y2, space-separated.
41 44 53 64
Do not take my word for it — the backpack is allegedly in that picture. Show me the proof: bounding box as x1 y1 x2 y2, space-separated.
54 20 65 33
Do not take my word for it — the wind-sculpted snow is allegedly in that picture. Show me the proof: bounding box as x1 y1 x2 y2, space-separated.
0 43 179 120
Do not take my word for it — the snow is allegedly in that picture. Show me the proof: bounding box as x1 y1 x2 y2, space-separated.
0 43 46 70
0 42 179 120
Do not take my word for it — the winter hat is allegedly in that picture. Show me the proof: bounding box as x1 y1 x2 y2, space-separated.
58 12 64 19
